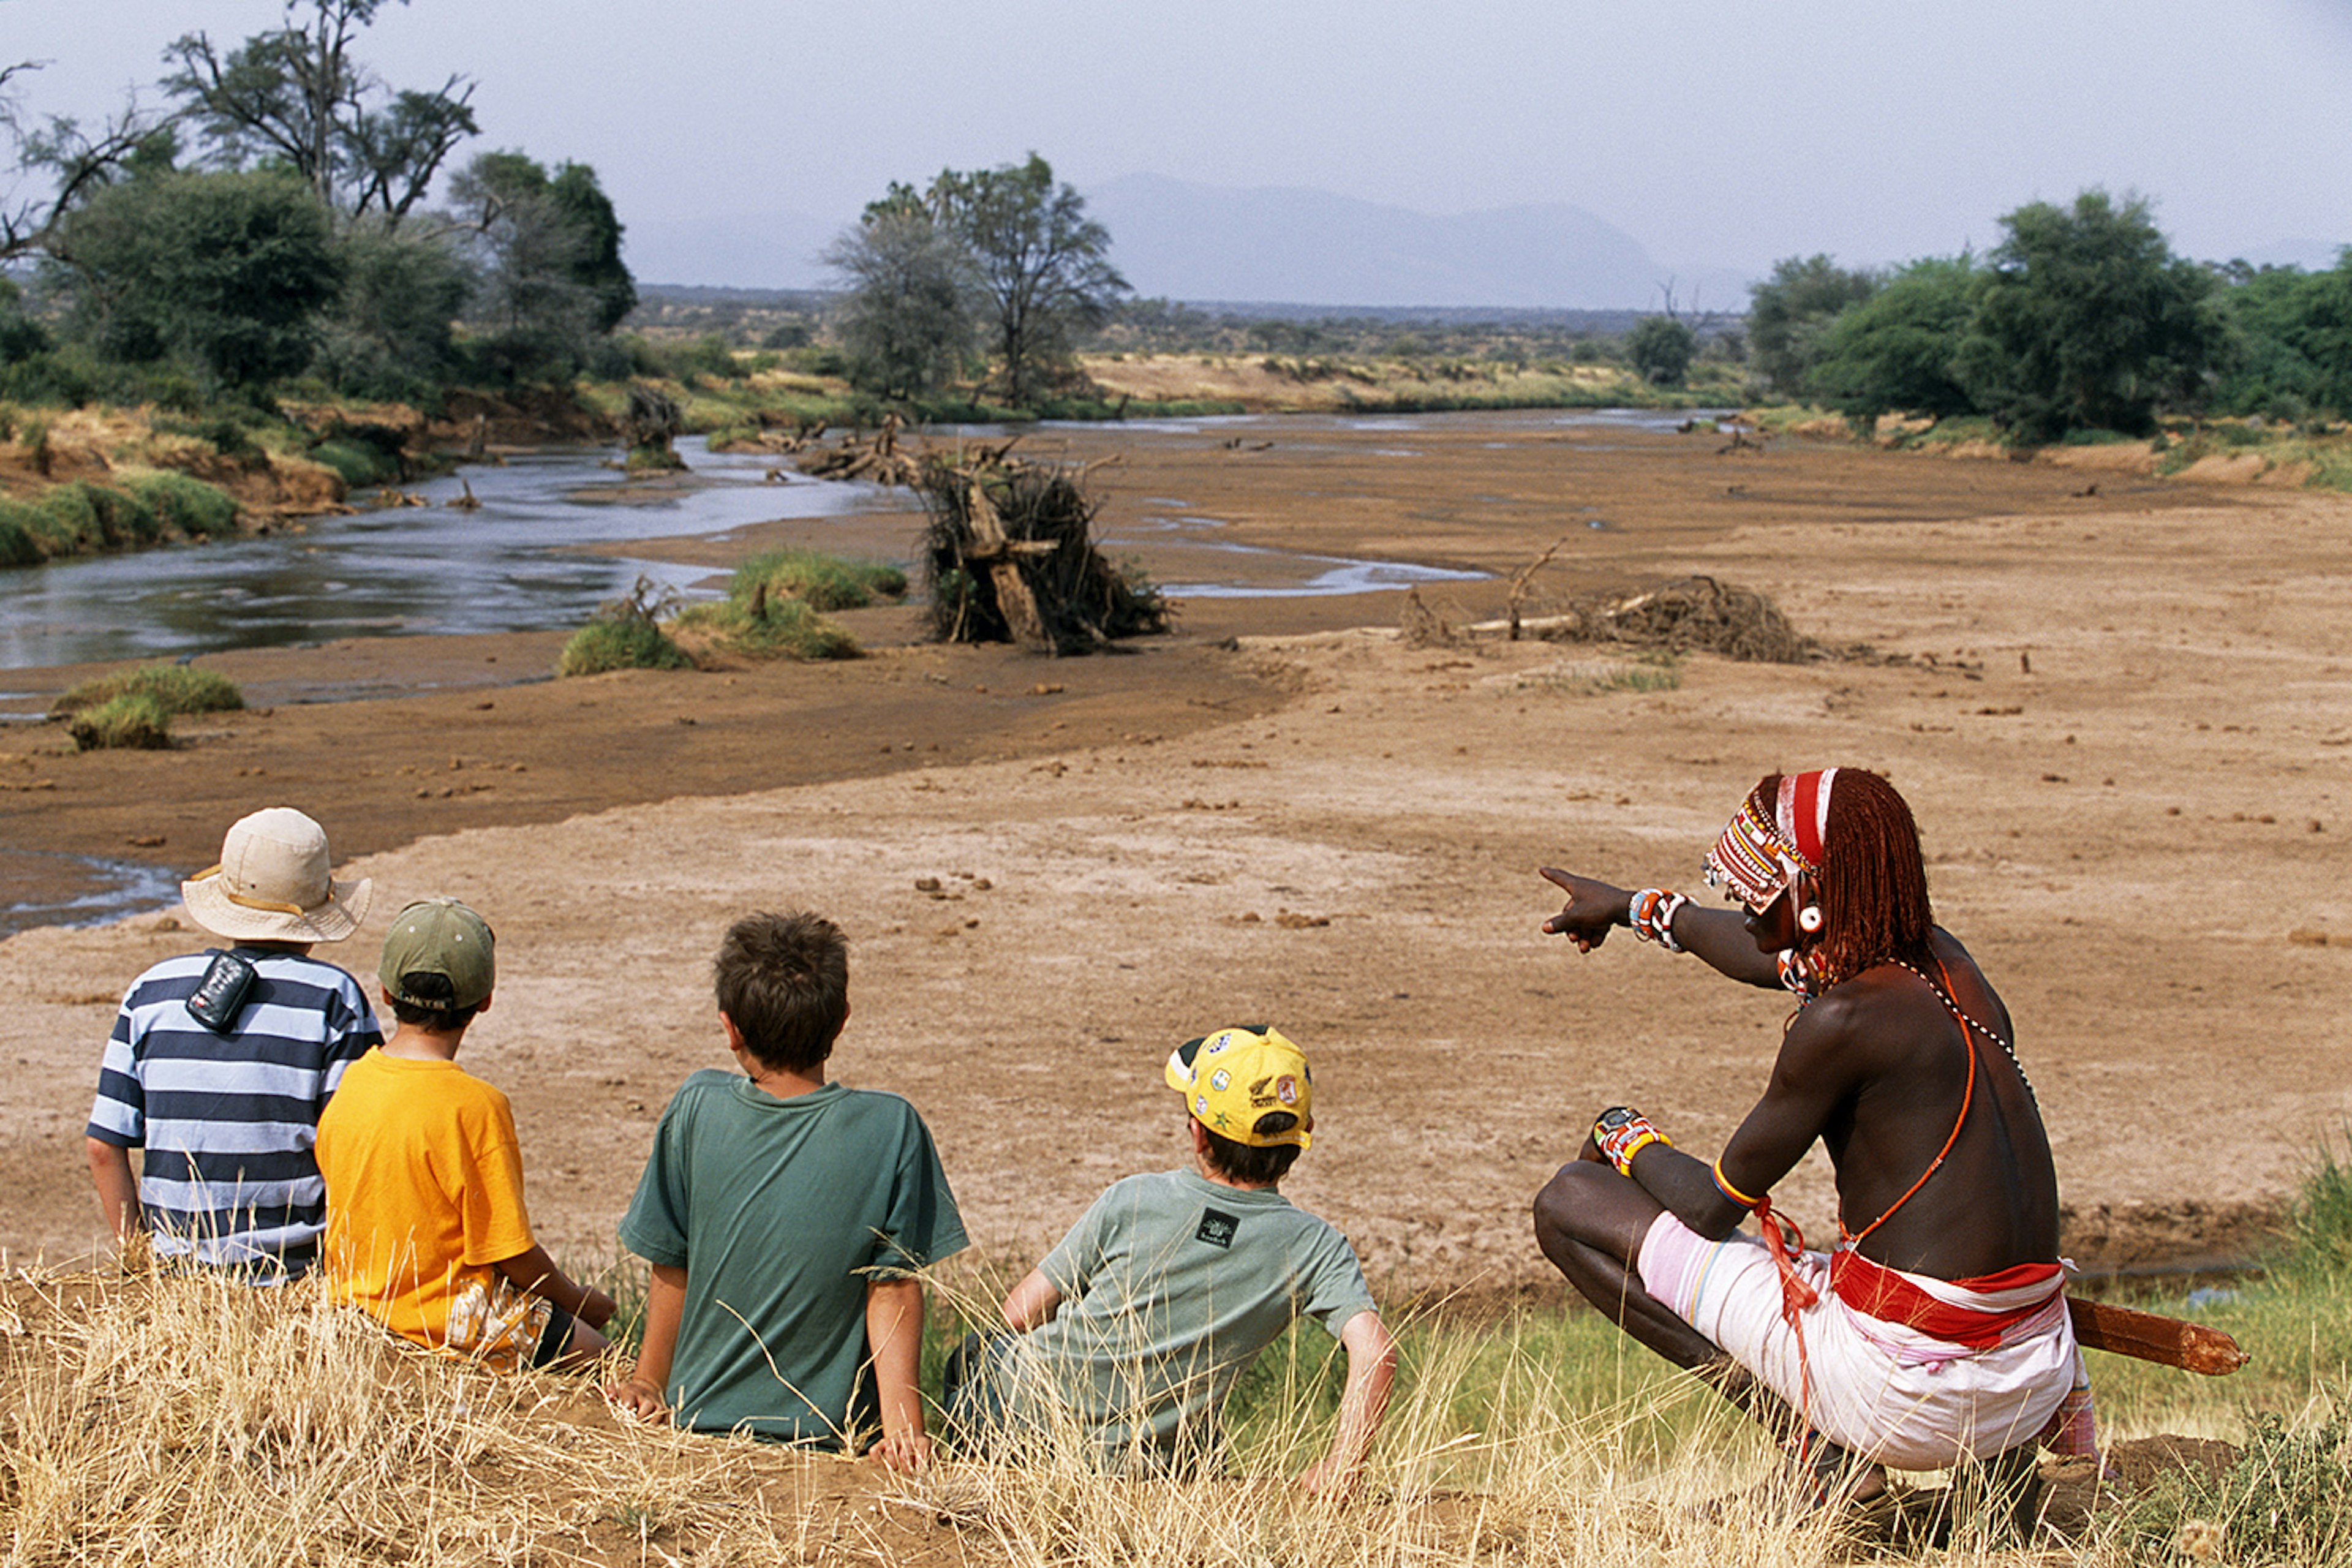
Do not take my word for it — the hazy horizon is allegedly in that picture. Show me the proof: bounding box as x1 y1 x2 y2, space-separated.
9 0 2350 305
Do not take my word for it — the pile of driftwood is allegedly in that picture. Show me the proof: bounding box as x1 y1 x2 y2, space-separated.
916 450 1167 654
795 413 922 486
1409 573 1815 663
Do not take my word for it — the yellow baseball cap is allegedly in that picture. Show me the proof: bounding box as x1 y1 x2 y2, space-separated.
1164 1025 1313 1149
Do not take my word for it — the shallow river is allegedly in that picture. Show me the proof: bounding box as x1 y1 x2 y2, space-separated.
0 424 1523 676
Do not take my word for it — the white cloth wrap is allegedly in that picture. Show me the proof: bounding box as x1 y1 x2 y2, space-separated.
1637 1211 2079 1469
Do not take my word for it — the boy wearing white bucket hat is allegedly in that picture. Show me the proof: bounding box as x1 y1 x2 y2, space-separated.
84 807 382 1276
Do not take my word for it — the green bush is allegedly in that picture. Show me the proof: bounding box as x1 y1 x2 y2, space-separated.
555 616 693 676
84 484 162 547
65 692 176 750
675 596 860 661
729 549 908 613
306 438 401 489
51 662 243 718
123 472 238 537
33 483 102 552
2127 1398 2352 1565
0 498 43 565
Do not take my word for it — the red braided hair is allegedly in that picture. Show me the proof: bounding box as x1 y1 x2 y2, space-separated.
1812 769 1934 982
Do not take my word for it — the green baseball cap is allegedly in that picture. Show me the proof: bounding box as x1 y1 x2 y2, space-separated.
379 897 496 1011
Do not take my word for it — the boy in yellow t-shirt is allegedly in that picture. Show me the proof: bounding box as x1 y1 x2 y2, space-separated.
317 898 615 1371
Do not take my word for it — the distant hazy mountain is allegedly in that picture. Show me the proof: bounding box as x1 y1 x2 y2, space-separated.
621 175 1757 310
1082 173 1746 311
624 209 838 290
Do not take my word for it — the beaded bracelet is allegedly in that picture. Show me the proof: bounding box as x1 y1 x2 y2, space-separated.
1594 1107 1673 1178
1627 888 1689 952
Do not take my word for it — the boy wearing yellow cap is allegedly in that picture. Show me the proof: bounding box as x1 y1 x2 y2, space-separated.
317 898 617 1371
951 1025 1395 1493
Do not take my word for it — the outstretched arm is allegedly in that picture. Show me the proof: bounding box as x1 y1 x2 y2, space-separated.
1538 867 1781 989
1297 1310 1397 1497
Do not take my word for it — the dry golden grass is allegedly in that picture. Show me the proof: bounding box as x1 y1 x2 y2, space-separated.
0 1261 2325 1567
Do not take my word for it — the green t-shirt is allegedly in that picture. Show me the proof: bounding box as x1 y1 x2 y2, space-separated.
619 1072 967 1444
1000 1167 1376 1461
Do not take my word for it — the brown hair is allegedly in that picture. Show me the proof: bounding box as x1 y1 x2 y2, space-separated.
386 970 484 1032
714 911 849 1073
1199 1111 1304 1186
1801 769 1935 983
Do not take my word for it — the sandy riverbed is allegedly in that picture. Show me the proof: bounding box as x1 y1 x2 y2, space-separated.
2 416 2346 1292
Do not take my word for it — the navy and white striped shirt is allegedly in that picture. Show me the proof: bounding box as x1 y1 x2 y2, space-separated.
86 949 382 1273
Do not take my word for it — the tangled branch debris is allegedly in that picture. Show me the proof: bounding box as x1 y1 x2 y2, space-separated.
1450 574 1817 663
795 413 924 486
917 451 1167 655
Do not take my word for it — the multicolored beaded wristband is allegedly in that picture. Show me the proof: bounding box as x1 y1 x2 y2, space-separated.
1627 888 1689 952
1594 1107 1673 1178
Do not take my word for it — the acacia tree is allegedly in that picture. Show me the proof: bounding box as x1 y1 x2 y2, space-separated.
1747 254 1878 396
822 201 978 401
58 168 342 391
445 151 633 381
163 0 477 227
921 154 1126 406
0 58 160 260
1953 189 2224 440
1628 313 1696 385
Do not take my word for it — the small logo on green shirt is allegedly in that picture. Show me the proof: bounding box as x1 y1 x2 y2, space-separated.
1195 1208 1239 1249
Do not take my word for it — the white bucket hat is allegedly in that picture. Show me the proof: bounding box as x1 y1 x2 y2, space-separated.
181 807 373 943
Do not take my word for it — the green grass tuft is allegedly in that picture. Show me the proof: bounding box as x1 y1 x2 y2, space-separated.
51 662 243 719
1506 652 1683 697
555 616 693 677
122 471 239 537
306 438 401 490
729 548 908 613
674 595 860 661
65 691 176 750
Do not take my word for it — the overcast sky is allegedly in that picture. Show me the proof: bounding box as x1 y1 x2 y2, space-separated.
10 0 2351 279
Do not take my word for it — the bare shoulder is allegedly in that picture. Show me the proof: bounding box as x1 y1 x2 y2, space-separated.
1775 965 1940 1080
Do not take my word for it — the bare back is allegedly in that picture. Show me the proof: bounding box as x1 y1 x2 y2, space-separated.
1724 928 2059 1282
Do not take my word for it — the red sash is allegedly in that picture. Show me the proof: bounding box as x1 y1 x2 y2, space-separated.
1830 1251 2062 1350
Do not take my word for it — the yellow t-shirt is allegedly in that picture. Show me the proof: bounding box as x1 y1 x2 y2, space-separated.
317 1049 538 1361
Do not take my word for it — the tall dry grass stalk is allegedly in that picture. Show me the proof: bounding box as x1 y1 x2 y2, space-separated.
6 1260 2330 1567
0 1265 850 1566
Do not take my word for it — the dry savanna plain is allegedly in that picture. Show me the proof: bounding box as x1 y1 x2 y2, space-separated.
1 413 2348 1562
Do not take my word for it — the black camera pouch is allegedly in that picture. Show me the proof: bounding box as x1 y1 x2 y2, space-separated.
186 949 260 1034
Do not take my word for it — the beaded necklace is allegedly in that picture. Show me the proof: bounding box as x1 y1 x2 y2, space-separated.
1885 956 2037 1107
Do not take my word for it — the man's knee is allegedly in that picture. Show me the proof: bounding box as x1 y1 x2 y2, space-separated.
1531 1159 1618 1248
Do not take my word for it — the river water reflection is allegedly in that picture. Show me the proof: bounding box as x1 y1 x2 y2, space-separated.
0 439 892 671
0 409 1711 674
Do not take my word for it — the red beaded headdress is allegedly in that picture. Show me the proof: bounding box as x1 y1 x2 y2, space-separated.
1705 768 1839 910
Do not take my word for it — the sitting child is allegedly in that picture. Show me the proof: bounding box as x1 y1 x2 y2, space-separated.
608 911 967 1470
950 1025 1395 1493
317 897 616 1370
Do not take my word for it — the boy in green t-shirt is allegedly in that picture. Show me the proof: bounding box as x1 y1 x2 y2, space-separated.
607 911 967 1469
949 1025 1396 1493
